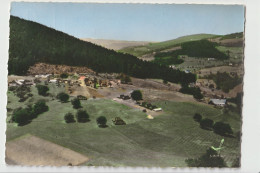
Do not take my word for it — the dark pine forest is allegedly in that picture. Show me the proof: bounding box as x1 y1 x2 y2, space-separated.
9 16 196 85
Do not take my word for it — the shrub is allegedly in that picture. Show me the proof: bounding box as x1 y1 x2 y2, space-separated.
200 118 214 130
13 108 31 125
71 98 81 109
213 122 233 136
57 92 69 102
180 85 203 100
131 90 143 101
96 116 107 127
76 109 90 122
64 113 75 123
141 102 147 107
185 147 227 167
9 86 17 91
36 85 49 96
193 113 202 122
60 73 68 78
33 100 49 116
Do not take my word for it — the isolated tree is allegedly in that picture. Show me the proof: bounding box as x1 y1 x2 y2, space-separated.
76 109 90 122
193 113 202 122
131 90 143 101
96 116 107 128
36 85 49 96
57 92 69 102
32 100 49 115
193 88 204 100
200 118 214 130
213 122 233 136
93 78 97 89
64 112 76 123
71 98 81 109
13 108 31 125
185 147 227 167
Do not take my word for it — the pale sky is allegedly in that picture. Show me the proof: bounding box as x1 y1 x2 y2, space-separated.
11 2 245 41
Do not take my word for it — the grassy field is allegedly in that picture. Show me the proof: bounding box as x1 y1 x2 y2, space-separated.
119 34 217 57
6 83 241 167
216 46 244 62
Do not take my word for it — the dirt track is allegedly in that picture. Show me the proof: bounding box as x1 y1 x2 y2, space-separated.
6 135 89 166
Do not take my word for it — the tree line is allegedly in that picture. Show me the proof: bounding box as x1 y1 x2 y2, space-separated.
9 16 196 85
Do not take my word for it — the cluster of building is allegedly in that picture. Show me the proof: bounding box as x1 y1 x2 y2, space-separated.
8 79 35 87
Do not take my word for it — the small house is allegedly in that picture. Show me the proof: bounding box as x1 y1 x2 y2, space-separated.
209 99 226 106
153 108 162 112
49 79 57 83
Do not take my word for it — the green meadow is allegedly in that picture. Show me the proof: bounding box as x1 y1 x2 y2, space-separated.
6 84 241 167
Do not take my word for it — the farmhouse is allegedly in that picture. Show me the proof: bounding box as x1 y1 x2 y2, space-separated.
209 99 226 106
49 79 57 83
153 108 162 112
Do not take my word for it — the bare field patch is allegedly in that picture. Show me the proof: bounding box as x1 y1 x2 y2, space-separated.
6 134 89 166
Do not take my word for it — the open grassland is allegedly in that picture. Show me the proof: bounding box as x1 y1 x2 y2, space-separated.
119 34 217 57
6 83 241 167
216 46 244 61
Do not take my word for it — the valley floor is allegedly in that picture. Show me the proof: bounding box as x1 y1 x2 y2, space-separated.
6 76 242 167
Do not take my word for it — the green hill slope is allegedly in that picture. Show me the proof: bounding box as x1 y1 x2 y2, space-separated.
8 16 195 84
119 34 218 57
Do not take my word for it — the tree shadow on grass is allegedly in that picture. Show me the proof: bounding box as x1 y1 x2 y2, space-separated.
73 105 83 109
78 119 90 123
214 132 235 138
200 126 213 131
17 120 32 126
98 124 108 128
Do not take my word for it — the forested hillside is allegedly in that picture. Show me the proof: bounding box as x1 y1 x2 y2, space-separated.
9 16 195 84
153 39 229 66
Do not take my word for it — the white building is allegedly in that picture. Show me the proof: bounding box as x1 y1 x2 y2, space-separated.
209 99 226 106
153 108 163 112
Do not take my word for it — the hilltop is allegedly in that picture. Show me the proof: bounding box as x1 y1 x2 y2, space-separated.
81 38 151 50
119 34 218 57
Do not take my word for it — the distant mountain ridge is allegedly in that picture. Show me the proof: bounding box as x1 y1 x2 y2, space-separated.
119 34 219 57
81 38 152 50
